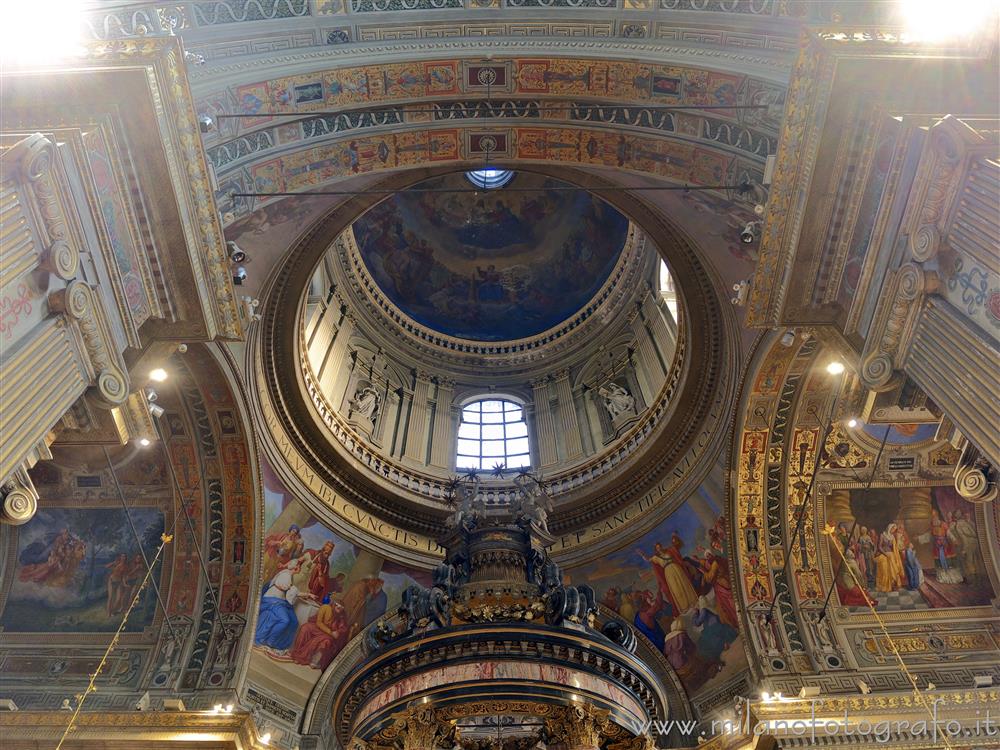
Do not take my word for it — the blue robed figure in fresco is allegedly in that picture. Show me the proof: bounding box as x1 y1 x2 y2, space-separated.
693 596 737 662
255 560 302 651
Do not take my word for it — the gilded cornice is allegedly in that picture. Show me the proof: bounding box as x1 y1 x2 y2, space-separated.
745 33 830 327
0 709 266 748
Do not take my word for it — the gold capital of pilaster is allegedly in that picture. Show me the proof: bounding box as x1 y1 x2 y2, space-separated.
544 704 611 749
1 467 39 526
389 706 454 750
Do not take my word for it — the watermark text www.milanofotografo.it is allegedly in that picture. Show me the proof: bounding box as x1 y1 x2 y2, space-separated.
641 699 1000 743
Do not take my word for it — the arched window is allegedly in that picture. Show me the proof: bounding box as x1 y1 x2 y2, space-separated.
659 259 678 323
456 399 530 472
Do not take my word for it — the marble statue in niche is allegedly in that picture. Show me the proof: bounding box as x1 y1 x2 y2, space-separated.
599 382 635 420
348 383 380 423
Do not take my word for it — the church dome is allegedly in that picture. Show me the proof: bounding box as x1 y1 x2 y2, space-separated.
350 171 630 342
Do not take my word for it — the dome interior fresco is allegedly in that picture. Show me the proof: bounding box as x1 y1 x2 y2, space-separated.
1 3 998 750
351 171 630 341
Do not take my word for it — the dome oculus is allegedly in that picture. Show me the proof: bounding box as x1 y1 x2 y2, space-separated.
466 168 515 189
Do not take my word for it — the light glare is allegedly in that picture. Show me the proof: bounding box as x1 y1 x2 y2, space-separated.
901 0 996 41
847 418 858 428
0 0 87 65
826 361 845 375
149 368 168 382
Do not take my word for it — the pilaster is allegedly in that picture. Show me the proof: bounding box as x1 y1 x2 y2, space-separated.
429 378 455 470
403 371 432 465
530 377 558 468
553 369 584 461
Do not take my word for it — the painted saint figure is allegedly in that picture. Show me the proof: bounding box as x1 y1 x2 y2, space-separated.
262 524 304 583
950 510 982 583
663 618 699 681
904 543 922 591
638 542 698 616
875 524 904 592
105 553 130 616
255 559 306 653
305 541 336 600
931 511 963 584
289 595 349 670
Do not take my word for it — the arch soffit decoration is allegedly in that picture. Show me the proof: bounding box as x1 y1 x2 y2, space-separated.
252 163 740 569
199 53 783 224
730 332 1000 688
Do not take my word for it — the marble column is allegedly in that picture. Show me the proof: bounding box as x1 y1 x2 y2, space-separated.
403 371 432 465
531 377 558 468
429 378 456 470
553 369 584 461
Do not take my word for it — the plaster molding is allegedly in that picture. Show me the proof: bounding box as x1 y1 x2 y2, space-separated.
190 39 794 91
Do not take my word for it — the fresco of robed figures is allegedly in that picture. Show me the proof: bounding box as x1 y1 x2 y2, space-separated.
0 507 164 632
568 497 746 694
250 462 428 684
827 485 994 612
351 171 629 342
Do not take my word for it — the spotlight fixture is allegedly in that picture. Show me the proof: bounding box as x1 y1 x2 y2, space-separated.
798 686 821 699
146 388 158 403
149 368 168 382
826 361 846 375
780 330 796 347
973 675 993 688
857 680 871 695
740 221 760 244
163 698 186 711
227 241 248 264
135 692 151 712
261 733 271 745
233 266 247 285
242 296 262 322
761 692 771 702
731 279 750 306
149 404 165 419
184 50 206 65
198 115 215 133
847 418 858 428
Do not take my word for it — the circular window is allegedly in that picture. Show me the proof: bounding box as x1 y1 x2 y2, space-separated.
465 168 514 189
